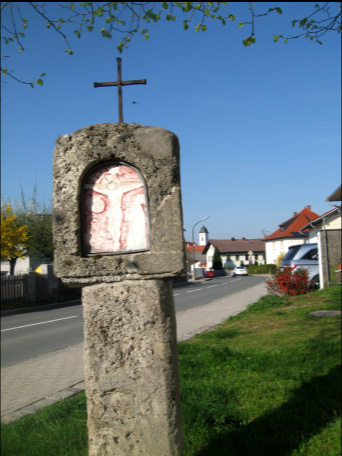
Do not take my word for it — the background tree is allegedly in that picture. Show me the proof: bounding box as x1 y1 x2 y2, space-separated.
213 247 223 270
1 204 30 275
1 187 53 263
1 2 341 86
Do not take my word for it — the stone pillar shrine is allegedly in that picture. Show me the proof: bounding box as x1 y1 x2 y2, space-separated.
53 123 186 455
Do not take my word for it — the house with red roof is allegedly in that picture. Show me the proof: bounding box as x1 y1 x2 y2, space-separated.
186 227 265 274
263 205 320 265
300 186 341 288
185 242 207 268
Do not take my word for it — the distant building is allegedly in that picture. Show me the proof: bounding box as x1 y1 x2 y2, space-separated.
263 205 320 265
185 226 209 272
301 187 341 288
198 226 209 246
1 255 47 276
203 238 266 269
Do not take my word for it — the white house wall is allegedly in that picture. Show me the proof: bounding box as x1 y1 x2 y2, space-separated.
0 256 43 275
206 244 265 269
206 244 216 269
265 238 306 265
307 211 341 243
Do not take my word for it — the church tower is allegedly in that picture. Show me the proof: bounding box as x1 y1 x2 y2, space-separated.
199 226 209 246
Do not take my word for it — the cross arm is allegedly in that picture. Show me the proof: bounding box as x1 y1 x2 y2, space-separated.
94 79 147 88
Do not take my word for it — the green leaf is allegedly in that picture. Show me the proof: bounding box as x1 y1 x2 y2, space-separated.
117 41 124 53
242 36 256 47
238 22 244 28
183 2 193 12
94 7 104 17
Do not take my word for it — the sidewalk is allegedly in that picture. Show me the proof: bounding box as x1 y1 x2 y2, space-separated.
1 281 267 423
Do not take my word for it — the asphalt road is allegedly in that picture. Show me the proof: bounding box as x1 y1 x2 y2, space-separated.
1 275 266 368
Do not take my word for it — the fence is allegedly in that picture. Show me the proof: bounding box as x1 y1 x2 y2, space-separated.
1 270 81 306
1 274 28 303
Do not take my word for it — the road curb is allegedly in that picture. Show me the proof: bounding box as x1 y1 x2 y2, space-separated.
1 299 82 317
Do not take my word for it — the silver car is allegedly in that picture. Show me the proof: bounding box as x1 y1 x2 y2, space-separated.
232 266 248 277
280 243 319 289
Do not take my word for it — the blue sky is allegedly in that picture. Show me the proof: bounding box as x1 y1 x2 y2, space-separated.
1 2 341 242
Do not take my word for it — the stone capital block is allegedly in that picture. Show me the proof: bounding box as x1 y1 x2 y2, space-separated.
53 123 186 284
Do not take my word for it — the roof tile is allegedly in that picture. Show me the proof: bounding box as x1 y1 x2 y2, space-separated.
263 207 320 241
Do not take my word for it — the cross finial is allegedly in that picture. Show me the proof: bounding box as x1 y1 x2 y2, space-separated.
94 58 147 123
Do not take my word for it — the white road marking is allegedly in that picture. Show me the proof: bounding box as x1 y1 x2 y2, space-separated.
1 316 78 332
186 288 203 293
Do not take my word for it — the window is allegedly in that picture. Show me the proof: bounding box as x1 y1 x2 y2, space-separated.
302 248 318 260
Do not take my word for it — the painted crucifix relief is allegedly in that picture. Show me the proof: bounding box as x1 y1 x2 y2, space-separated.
82 163 150 255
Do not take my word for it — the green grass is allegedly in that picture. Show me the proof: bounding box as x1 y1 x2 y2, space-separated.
1 393 88 456
1 286 341 456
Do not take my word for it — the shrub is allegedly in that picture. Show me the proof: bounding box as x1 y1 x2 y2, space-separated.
248 264 278 275
266 269 310 296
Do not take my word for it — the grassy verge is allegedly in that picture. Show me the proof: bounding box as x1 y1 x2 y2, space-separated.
180 286 341 456
1 393 88 456
2 287 341 456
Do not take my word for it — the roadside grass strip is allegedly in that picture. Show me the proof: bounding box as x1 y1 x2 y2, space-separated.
1 286 341 456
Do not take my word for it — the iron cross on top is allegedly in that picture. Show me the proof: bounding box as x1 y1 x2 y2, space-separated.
94 58 147 123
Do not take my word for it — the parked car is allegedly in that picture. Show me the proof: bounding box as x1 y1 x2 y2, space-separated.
205 270 215 278
280 243 319 289
232 266 248 277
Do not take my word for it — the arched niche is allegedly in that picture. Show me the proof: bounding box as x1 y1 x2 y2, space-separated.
82 162 150 256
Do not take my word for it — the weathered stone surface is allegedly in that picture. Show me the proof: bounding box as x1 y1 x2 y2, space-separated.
53 123 185 284
82 279 183 456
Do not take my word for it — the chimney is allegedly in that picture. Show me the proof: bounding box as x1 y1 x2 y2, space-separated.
293 212 298 217
242 237 246 240
231 237 235 241
307 205 311 211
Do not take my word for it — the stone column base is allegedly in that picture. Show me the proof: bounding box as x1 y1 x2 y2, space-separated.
82 279 183 456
